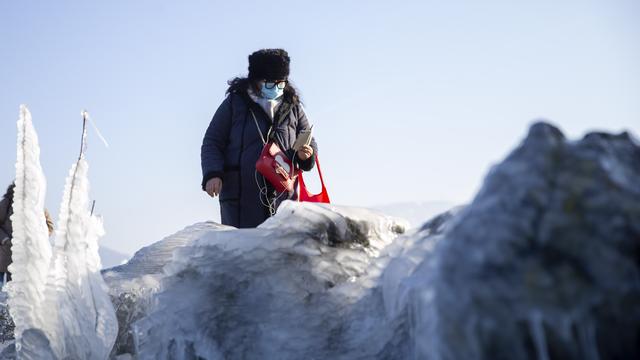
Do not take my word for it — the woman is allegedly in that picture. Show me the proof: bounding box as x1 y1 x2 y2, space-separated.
201 49 318 228
0 182 54 283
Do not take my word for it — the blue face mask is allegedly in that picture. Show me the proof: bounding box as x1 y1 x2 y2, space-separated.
260 83 284 100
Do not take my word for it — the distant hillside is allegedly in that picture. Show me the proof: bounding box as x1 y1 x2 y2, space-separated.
373 201 457 228
99 246 130 268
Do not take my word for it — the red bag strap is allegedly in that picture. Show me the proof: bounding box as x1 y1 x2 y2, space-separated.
299 154 331 203
314 156 327 191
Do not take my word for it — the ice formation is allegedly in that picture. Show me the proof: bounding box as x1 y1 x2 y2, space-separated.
42 155 117 359
2 108 117 359
104 221 231 357
5 105 52 349
382 123 640 359
104 202 408 359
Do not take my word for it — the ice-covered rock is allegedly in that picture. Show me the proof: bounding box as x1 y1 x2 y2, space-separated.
108 202 407 359
102 221 231 357
0 292 15 344
391 122 640 359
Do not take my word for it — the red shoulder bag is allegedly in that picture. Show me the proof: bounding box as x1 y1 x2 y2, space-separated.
251 109 330 202
255 141 296 193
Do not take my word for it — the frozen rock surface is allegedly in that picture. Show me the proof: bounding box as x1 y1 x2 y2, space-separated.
0 293 15 344
109 203 408 359
390 122 640 359
102 222 232 357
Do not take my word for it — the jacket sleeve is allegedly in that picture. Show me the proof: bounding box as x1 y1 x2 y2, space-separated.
0 228 9 243
201 96 233 190
0 198 10 242
294 104 317 172
0 197 8 225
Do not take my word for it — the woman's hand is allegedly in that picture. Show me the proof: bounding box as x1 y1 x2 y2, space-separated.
206 177 223 197
296 145 314 161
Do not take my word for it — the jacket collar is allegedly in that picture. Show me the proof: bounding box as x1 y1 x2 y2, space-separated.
237 89 294 132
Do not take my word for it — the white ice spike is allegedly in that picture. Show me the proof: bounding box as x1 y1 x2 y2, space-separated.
6 105 53 354
43 110 118 359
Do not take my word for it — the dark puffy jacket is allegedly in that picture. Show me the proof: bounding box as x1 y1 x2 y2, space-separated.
0 185 54 273
0 195 13 272
201 91 317 228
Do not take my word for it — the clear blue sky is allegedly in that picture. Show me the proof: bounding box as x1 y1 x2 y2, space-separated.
1 0 638 255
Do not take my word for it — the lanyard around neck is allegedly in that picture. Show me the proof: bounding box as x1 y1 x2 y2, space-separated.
249 109 272 146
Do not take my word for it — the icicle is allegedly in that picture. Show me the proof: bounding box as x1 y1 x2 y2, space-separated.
578 321 601 360
6 105 53 353
529 311 550 360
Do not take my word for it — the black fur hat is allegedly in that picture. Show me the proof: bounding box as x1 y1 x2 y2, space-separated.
248 49 290 81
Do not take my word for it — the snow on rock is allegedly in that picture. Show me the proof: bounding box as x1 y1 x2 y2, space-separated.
387 122 640 359
5 105 52 351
